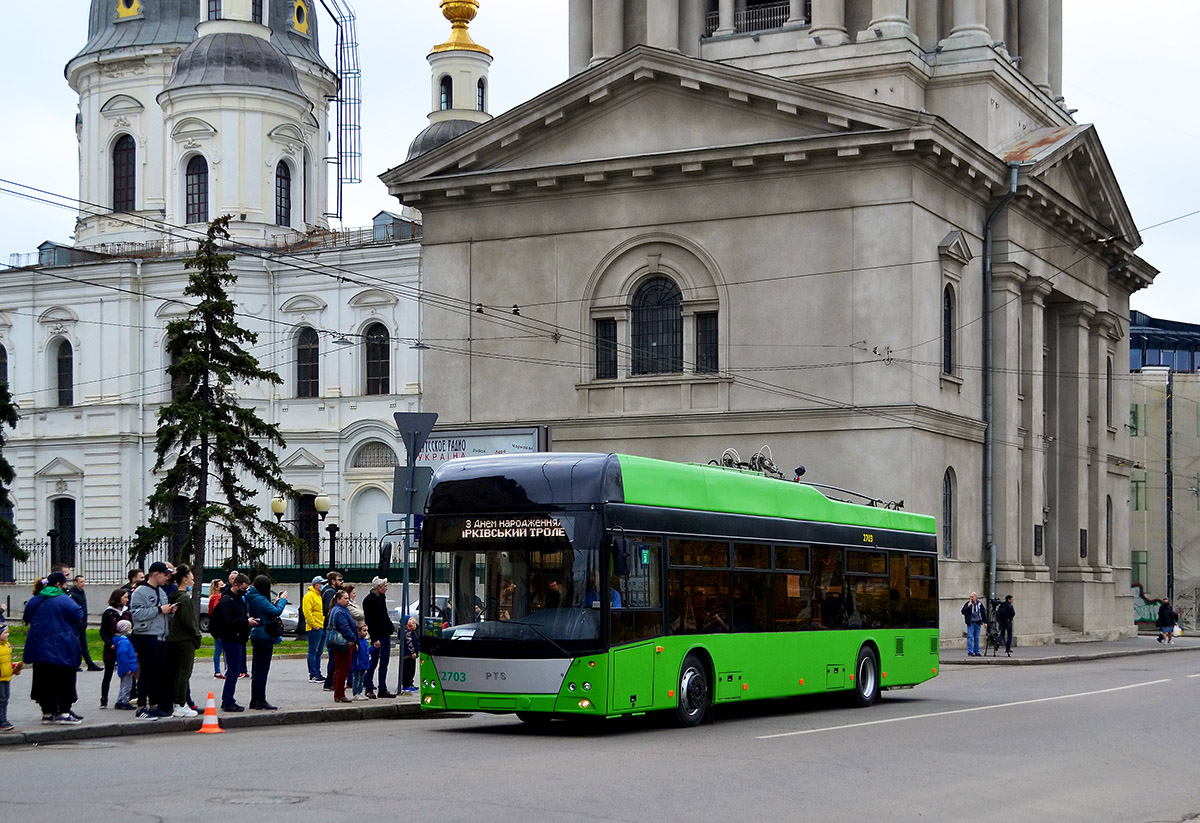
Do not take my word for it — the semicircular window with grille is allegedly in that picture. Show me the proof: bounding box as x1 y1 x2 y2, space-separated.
352 441 399 469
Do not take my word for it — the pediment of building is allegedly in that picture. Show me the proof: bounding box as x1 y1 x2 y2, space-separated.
100 94 145 115
280 294 328 314
281 448 325 470
34 457 84 478
38 306 78 325
171 117 217 140
348 289 399 309
384 46 921 194
998 125 1139 246
154 300 192 318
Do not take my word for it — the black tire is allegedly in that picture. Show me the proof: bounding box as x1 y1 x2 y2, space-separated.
852 646 880 707
675 653 710 727
198 614 210 633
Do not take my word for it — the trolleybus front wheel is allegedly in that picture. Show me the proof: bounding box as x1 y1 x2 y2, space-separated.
675 653 710 727
852 646 880 707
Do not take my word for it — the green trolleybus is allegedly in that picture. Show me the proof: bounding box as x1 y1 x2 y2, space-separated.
416 453 939 726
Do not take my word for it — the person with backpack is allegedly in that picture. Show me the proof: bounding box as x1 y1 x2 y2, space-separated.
211 573 258 712
995 595 1016 656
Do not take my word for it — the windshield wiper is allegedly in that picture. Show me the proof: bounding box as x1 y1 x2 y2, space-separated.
489 617 575 658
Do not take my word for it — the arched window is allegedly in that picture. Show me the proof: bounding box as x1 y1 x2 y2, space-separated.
1105 496 1113 565
0 343 8 386
296 493 320 557
170 495 190 557
251 0 263 23
1106 356 1113 428
477 78 486 112
364 323 390 395
275 161 292 226
942 469 954 558
296 327 319 398
56 339 73 407
112 135 136 213
351 441 399 468
169 350 186 401
631 276 683 375
942 285 955 375
51 498 77 566
439 75 453 110
185 156 209 224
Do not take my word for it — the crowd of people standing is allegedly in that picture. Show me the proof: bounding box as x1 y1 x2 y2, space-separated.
3 563 419 730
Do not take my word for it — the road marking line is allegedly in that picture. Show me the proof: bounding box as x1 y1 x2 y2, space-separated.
756 679 1171 739
1188 674 1200 679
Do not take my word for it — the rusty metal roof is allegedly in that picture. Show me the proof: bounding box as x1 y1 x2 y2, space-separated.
997 125 1090 165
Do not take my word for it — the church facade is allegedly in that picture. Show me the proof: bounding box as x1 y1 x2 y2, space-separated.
384 0 1156 642
0 0 427 554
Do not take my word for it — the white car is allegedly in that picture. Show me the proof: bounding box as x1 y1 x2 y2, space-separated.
197 581 300 635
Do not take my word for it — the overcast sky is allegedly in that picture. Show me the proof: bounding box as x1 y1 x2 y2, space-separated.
0 1 1195 322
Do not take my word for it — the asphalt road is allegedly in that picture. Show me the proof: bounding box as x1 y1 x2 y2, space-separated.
7 652 1198 823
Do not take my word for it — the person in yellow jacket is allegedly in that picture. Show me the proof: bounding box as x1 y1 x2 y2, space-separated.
302 577 327 682
1 623 24 731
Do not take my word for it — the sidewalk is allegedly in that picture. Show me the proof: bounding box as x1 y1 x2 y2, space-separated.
940 633 1200 665
0 652 425 746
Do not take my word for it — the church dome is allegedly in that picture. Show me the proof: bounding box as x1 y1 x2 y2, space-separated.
406 119 479 161
163 33 305 97
75 0 198 62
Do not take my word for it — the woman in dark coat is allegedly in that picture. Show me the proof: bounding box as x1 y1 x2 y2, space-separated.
23 570 85 723
99 588 130 709
165 565 202 716
245 575 288 711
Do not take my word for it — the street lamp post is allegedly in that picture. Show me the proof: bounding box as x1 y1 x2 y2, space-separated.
271 492 332 583
326 523 340 572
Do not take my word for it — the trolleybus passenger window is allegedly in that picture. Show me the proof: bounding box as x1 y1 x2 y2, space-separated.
773 571 813 631
733 542 770 569
668 569 730 634
731 571 772 632
810 546 846 628
611 536 665 644
670 538 730 568
774 544 809 571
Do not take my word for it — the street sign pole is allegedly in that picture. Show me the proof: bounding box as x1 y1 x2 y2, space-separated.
393 412 438 620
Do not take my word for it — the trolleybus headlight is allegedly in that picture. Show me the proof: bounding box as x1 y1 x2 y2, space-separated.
568 682 576 691
578 699 591 709
424 696 433 705
583 682 591 691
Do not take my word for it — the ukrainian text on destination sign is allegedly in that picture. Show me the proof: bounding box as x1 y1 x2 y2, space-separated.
460 518 567 539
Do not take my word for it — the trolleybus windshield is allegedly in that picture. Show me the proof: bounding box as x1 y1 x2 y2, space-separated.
420 511 607 657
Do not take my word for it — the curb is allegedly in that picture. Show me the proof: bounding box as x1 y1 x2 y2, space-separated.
0 701 434 747
940 643 1200 667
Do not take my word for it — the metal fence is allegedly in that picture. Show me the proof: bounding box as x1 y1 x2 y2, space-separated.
0 532 417 587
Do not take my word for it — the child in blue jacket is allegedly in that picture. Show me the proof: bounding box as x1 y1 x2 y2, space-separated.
112 620 139 710
351 625 370 700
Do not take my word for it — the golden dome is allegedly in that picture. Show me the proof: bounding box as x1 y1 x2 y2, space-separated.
430 0 491 56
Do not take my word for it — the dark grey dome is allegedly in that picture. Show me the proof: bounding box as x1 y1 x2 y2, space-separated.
75 0 198 62
163 33 304 97
407 119 479 160
73 0 326 74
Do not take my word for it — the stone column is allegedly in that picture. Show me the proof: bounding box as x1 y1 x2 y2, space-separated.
1048 0 1063 100
590 0 624 66
991 261 1028 573
803 0 850 47
1053 304 1094 628
788 0 806 24
941 0 990 49
986 0 1007 54
715 0 735 36
679 0 705 56
1018 0 1051 94
1020 277 1052 572
647 0 680 51
858 0 911 41
569 0 593 76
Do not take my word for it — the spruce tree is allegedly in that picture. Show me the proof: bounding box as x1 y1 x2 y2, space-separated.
134 216 302 617
0 374 25 562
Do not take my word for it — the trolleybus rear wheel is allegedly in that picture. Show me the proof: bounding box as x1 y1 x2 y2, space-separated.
676 653 710 727
852 646 880 707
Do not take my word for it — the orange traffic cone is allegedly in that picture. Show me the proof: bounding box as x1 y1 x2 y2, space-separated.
196 691 224 734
